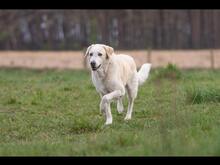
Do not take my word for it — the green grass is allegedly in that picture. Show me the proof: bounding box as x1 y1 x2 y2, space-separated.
153 63 182 80
0 67 220 156
186 86 220 104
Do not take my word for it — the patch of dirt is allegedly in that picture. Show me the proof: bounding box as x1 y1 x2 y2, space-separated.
0 50 219 69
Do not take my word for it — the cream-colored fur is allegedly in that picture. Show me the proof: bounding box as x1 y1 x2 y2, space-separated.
85 44 151 125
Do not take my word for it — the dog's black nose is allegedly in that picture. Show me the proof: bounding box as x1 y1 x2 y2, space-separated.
90 61 96 67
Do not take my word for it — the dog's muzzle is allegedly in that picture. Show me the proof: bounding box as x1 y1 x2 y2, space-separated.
91 64 101 71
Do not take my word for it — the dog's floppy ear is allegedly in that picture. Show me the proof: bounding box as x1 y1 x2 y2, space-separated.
84 44 94 57
103 45 114 59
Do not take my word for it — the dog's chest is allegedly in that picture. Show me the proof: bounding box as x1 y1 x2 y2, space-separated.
92 74 113 95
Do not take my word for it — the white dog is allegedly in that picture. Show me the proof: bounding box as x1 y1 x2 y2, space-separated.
85 44 151 125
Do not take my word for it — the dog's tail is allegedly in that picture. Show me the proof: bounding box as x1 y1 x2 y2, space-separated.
137 63 152 86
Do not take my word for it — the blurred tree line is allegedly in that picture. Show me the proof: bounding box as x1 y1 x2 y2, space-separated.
0 10 220 50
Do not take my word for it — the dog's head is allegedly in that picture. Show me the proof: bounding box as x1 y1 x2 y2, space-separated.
85 44 114 71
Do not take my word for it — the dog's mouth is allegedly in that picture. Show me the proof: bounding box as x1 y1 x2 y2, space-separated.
91 64 101 71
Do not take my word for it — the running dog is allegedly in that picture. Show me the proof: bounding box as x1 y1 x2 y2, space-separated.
85 44 151 125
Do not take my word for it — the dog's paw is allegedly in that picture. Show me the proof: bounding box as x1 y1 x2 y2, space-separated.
118 108 124 114
105 122 112 125
124 115 131 121
105 118 112 125
117 105 124 114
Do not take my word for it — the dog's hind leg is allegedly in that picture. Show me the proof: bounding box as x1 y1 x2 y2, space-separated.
124 94 134 120
117 97 124 114
124 76 138 120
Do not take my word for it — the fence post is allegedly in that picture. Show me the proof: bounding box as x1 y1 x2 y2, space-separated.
147 48 151 63
210 49 215 70
82 48 88 69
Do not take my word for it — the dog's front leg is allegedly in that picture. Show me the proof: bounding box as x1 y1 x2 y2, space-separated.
99 93 105 115
100 90 125 125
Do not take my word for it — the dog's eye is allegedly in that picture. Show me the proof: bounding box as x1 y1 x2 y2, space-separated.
89 53 93 56
98 53 102 56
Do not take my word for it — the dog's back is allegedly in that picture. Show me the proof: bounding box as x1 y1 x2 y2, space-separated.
110 54 137 85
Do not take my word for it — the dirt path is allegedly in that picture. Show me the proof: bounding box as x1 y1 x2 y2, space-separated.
0 50 219 69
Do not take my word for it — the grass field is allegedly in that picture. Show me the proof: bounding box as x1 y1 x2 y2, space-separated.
0 67 219 156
